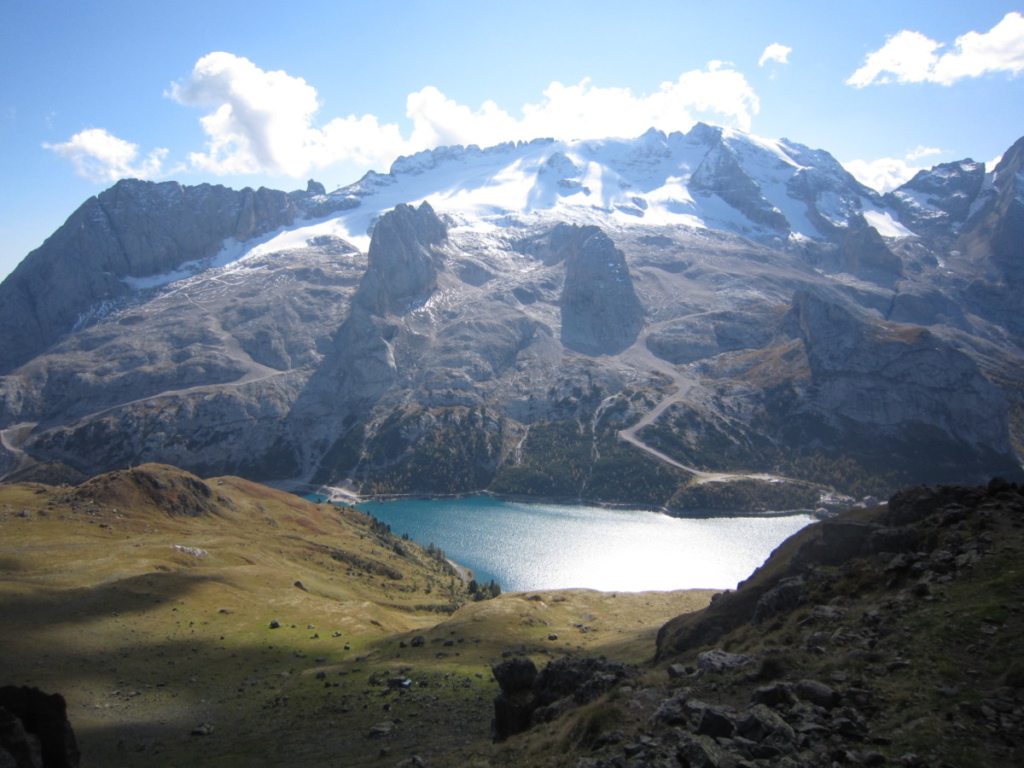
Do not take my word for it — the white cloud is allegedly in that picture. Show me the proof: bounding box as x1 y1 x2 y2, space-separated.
843 157 922 193
405 64 760 147
844 144 949 193
164 52 760 178
906 145 943 161
169 52 327 175
759 43 792 67
405 85 520 149
43 128 167 182
47 53 763 183
847 12 1024 87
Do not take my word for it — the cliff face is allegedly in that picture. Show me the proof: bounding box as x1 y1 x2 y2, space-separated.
884 159 987 239
834 217 904 287
0 180 299 374
288 203 449 441
793 290 1009 452
957 135 1024 284
558 225 644 355
353 201 448 315
688 129 791 233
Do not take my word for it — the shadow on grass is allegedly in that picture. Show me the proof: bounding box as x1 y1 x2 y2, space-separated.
0 572 496 768
1 570 227 628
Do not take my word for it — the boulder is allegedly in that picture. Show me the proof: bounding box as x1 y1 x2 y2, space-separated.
751 682 796 710
736 703 796 747
696 649 755 673
0 687 79 768
534 657 635 707
794 679 839 710
492 656 637 741
752 577 807 625
491 657 538 741
0 706 42 768
674 731 733 768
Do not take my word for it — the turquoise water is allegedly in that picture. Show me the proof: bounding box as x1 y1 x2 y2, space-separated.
354 496 814 593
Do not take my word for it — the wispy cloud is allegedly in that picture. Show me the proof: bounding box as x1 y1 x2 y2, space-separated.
906 145 943 161
758 43 792 67
847 11 1024 87
43 128 167 182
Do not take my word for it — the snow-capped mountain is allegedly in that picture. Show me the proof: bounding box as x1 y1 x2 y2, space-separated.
267 123 903 255
1 125 1022 506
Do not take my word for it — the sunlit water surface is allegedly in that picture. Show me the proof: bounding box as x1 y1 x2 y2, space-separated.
355 496 814 593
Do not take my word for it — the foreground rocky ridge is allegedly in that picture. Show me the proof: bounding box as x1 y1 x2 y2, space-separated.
1 127 1023 505
478 478 1024 768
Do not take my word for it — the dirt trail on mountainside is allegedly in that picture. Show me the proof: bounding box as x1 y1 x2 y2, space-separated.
0 422 36 474
615 321 800 486
63 309 291 428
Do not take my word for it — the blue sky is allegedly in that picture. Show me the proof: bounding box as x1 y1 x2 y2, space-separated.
1 0 1022 281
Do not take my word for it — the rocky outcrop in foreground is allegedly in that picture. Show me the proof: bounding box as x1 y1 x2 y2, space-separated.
492 656 639 741
0 686 79 768
494 479 1024 767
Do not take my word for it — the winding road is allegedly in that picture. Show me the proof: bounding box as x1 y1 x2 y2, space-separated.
0 422 37 476
0 305 293 480
65 312 290 429
614 322 806 487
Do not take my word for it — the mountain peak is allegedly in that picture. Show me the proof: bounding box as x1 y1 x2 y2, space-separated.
318 126 887 251
355 201 448 316
685 122 724 145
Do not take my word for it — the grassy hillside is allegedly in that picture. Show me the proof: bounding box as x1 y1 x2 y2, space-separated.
0 464 715 767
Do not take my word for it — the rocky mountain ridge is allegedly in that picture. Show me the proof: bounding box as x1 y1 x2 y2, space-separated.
0 125 1022 503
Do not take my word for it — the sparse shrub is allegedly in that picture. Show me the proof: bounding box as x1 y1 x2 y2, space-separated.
468 578 502 601
1004 665 1024 689
561 701 625 751
754 653 791 681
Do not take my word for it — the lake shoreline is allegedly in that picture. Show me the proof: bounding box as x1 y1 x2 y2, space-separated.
305 485 827 520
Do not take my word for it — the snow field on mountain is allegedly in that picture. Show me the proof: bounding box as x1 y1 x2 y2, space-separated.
128 124 936 294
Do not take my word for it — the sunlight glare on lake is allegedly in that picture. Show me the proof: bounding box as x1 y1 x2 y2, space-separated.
357 497 815 592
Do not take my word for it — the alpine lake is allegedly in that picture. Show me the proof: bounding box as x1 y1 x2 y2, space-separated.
319 496 817 593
